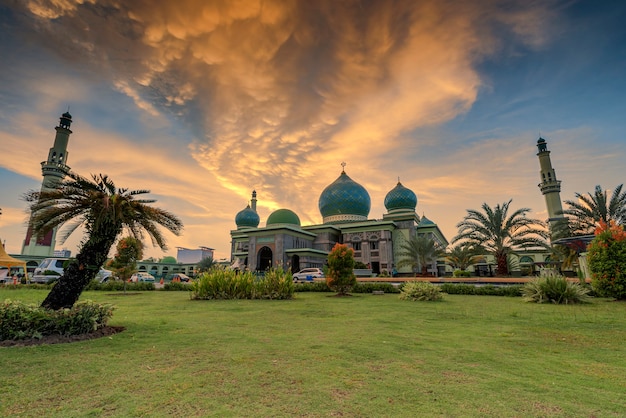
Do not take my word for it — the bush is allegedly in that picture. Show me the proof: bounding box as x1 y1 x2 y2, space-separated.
294 282 332 292
0 299 114 341
352 282 400 294
84 280 155 291
439 283 523 297
587 221 626 300
522 269 591 304
453 269 471 278
190 268 294 300
162 281 192 291
399 281 443 301
326 243 357 295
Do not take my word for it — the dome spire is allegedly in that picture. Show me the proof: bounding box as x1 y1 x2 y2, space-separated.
341 161 346 173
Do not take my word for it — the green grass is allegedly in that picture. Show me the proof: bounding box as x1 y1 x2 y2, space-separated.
1 289 626 417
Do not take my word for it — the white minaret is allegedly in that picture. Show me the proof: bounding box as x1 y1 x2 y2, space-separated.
22 112 73 256
536 137 564 226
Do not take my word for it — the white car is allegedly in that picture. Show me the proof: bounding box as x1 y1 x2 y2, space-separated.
130 272 156 283
292 268 325 283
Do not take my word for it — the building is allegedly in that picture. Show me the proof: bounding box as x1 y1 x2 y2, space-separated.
536 137 565 227
230 165 449 277
22 112 73 257
176 247 214 264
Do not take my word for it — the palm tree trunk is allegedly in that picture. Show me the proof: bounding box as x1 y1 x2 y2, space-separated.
496 254 509 276
41 232 116 310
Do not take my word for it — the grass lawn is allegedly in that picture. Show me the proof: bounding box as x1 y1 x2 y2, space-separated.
1 289 625 417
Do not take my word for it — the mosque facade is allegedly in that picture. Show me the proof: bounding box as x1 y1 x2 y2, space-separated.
230 167 449 277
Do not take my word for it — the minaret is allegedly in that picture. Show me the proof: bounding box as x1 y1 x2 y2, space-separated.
22 112 73 256
251 190 257 212
536 137 564 226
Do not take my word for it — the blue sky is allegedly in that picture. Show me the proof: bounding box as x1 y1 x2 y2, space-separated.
1 0 624 260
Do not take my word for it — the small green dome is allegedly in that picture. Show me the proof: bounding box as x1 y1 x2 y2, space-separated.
318 170 370 222
384 181 417 212
267 209 300 226
235 205 260 229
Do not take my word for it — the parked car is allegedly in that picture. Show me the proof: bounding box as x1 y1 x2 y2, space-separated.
31 257 69 283
95 269 114 283
292 268 325 283
169 273 190 282
130 272 156 282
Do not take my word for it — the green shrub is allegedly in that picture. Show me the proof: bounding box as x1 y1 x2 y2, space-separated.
439 283 522 297
162 281 192 291
452 269 471 278
327 244 357 296
587 221 626 300
190 268 294 300
399 281 444 301
294 281 332 292
84 280 155 291
0 299 114 341
352 282 400 294
522 269 591 304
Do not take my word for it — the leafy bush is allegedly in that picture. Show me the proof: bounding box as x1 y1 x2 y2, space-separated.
522 269 591 304
162 281 192 291
1 299 114 341
294 281 332 292
587 220 626 300
190 268 294 300
453 269 471 278
439 283 523 297
84 280 155 291
326 243 357 295
352 282 400 294
399 281 444 301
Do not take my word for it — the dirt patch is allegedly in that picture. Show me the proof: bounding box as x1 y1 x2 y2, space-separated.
0 326 126 347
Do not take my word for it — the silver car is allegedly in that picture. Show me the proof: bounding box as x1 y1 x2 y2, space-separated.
292 268 325 283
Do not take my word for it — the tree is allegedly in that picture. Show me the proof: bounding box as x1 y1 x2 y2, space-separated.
326 243 356 296
109 236 144 291
560 184 626 235
453 200 548 276
397 234 444 276
587 220 626 300
197 256 216 273
445 243 482 271
24 172 183 309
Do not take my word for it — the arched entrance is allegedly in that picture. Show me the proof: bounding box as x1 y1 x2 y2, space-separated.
257 247 273 271
291 255 300 273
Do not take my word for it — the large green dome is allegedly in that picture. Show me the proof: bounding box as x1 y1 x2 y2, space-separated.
267 208 300 226
318 170 370 223
235 205 260 229
384 181 417 213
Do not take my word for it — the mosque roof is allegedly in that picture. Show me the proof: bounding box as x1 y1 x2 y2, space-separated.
384 181 417 212
235 205 260 229
267 208 301 226
417 215 435 227
318 170 371 220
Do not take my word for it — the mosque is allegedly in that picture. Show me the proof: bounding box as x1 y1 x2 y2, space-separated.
230 163 449 277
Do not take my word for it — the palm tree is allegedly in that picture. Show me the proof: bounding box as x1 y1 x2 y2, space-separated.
24 172 183 309
445 243 483 271
453 200 548 276
560 184 626 235
397 234 444 276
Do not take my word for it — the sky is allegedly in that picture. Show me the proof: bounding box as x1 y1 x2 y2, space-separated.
0 0 625 261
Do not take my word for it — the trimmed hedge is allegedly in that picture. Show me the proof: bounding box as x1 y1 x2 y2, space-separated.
1 299 114 341
84 280 155 291
439 283 523 297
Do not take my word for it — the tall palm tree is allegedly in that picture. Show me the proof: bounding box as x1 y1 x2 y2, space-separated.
397 234 444 276
445 243 483 271
561 184 626 235
453 200 548 276
25 172 183 309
